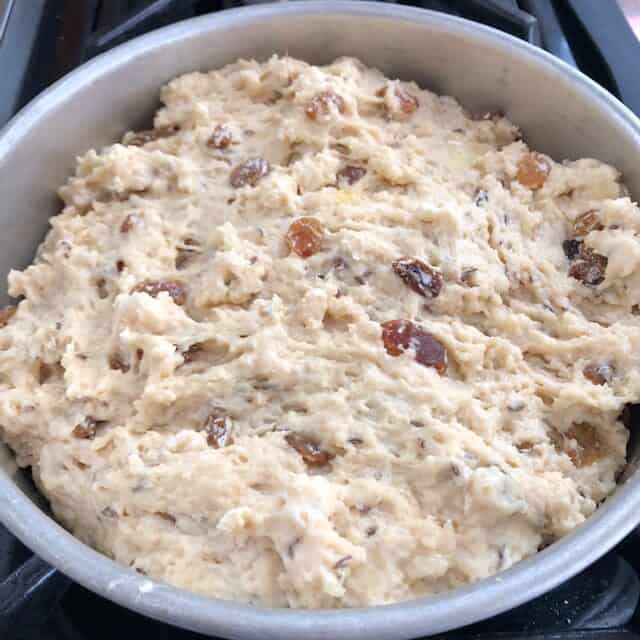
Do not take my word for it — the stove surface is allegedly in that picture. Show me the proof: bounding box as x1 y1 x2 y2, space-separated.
0 1 639 639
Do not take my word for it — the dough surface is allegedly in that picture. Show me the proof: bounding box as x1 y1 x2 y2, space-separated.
0 56 639 608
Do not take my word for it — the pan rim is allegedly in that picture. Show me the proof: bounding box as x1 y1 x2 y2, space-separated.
1 2 639 638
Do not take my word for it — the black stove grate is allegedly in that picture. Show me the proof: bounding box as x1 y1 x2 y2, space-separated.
0 1 639 639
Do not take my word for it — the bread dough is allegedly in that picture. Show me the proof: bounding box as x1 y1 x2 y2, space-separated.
0 56 638 608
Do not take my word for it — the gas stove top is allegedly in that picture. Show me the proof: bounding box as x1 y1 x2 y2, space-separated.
1 2 639 639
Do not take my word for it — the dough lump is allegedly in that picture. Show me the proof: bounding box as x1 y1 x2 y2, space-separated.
1 56 639 608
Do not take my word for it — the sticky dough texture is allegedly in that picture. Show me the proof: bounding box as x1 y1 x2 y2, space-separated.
1 56 639 608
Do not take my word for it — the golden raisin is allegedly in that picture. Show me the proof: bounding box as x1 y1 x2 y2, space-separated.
573 211 603 236
72 416 103 440
207 124 232 149
230 157 270 187
203 411 232 448
565 423 605 467
392 258 442 298
516 153 550 190
0 305 17 327
305 90 346 120
381 320 447 373
395 87 419 114
286 217 324 258
131 280 187 305
337 166 367 185
285 432 333 467
583 362 614 385
126 126 178 146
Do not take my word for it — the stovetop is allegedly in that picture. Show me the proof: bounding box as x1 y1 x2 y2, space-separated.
0 1 639 639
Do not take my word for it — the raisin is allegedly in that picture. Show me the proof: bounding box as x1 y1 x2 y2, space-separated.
59 241 72 258
583 362 614 385
395 87 419 114
516 153 550 190
38 362 56 385
102 190 139 204
109 354 130 373
474 190 488 206
155 512 176 523
131 280 187 305
286 217 324 258
305 90 346 120
382 320 412 357
126 126 178 146
182 343 202 363
472 110 503 121
230 157 270 187
563 239 583 261
337 165 367 185
566 422 604 467
94 278 109 300
460 268 478 286
175 238 199 270
333 256 349 271
136 348 144 361
573 211 603 236
354 270 371 286
285 432 333 467
507 399 526 412
73 416 104 439
568 248 607 286
287 537 301 558
381 320 447 373
116 259 126 273
334 555 352 570
0 305 16 327
331 143 351 155
207 125 232 149
392 257 443 299
120 214 141 234
285 150 302 167
203 411 232 448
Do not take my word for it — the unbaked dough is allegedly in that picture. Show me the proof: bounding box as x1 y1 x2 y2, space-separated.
1 56 639 608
